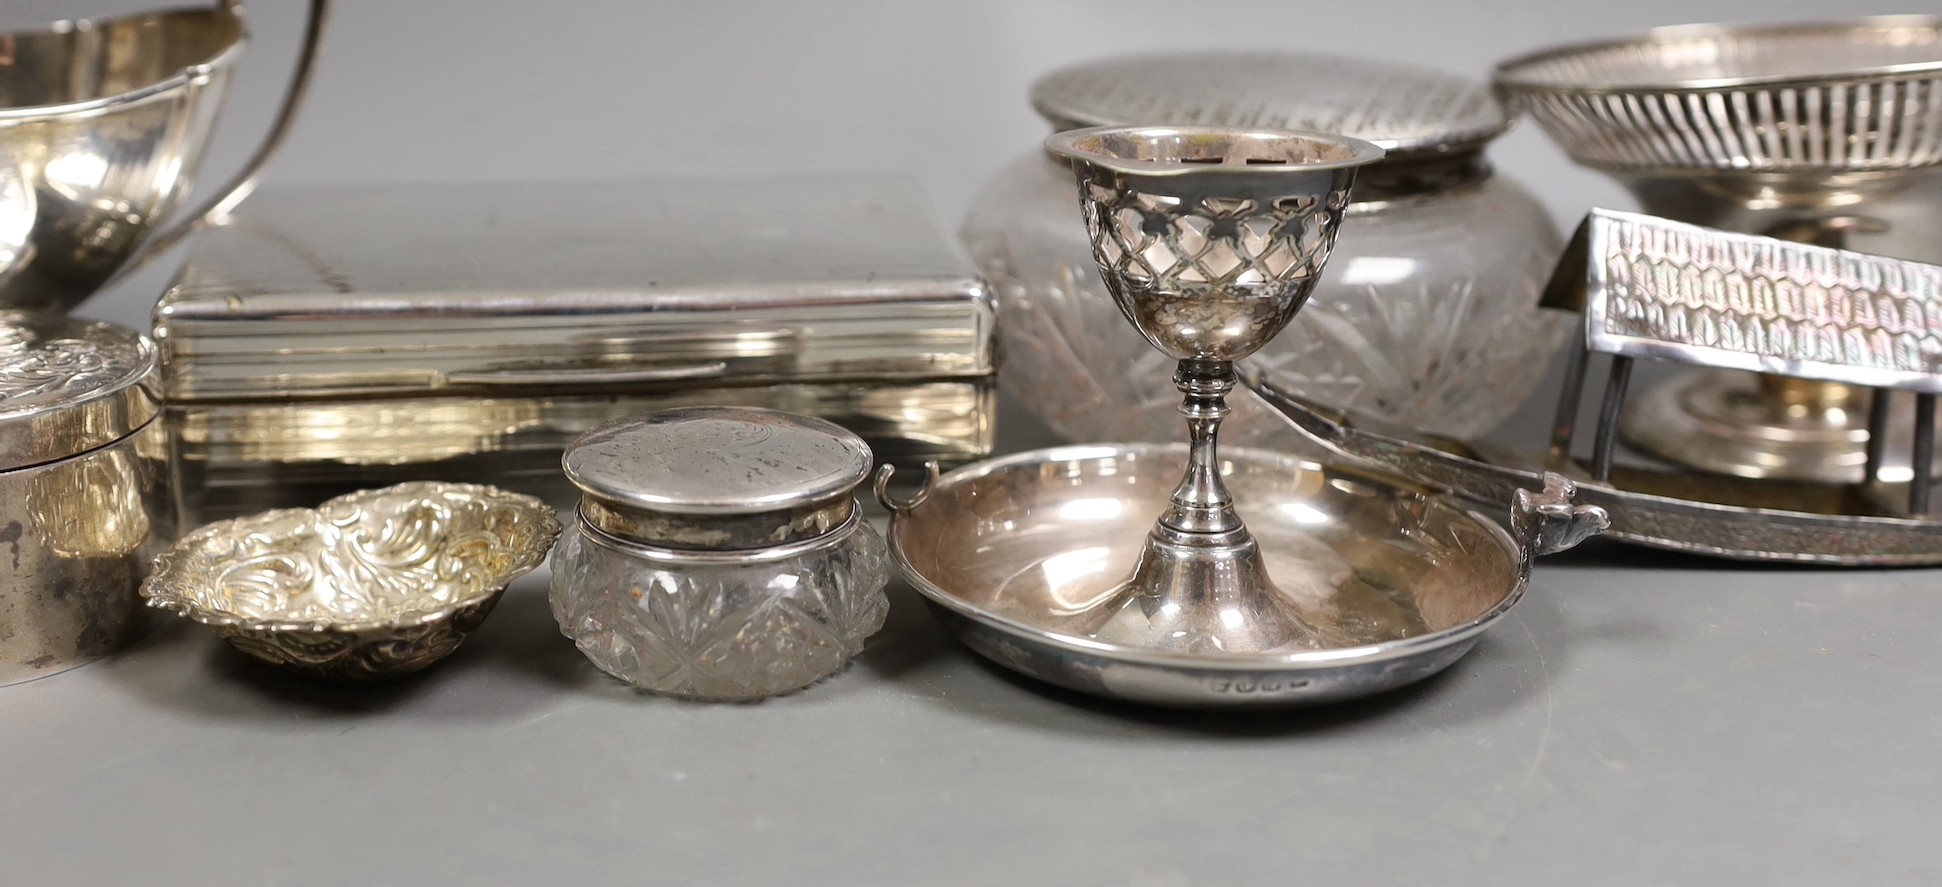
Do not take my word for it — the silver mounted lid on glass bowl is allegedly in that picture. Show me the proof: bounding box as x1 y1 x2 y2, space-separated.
0 311 158 471
563 407 875 551
1030 50 1511 194
552 406 893 700
965 48 1568 452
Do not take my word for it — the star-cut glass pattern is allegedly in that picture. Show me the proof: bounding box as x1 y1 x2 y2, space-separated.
549 522 890 700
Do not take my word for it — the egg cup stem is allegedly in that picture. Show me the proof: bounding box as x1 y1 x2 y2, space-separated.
1160 357 1243 535
1105 329 1320 655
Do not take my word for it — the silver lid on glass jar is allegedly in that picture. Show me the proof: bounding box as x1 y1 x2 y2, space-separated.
0 311 158 472
562 406 874 551
1028 51 1510 201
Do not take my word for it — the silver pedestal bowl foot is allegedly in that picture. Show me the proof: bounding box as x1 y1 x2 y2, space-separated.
1622 369 1942 483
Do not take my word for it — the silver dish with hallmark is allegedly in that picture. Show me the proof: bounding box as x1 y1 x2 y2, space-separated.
878 444 1602 708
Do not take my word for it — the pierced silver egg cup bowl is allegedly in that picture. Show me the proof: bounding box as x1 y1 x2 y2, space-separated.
142 482 560 682
1036 125 1381 657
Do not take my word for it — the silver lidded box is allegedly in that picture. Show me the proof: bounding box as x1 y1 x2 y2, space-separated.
550 407 891 700
153 175 996 523
0 312 169 686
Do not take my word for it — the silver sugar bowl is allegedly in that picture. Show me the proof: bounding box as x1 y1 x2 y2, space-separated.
0 311 169 686
550 407 891 700
0 1 329 313
963 50 1569 445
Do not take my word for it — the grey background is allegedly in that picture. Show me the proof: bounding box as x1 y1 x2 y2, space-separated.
0 0 1882 326
5 2 1939 886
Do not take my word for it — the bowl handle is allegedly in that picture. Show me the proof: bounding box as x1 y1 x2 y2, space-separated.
1512 473 1608 557
874 462 941 515
104 0 332 286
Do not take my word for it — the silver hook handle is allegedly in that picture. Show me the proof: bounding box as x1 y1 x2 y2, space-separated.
1512 473 1609 557
103 0 332 286
874 462 940 514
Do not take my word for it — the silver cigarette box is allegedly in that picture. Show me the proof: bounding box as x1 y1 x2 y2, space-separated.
155 175 996 523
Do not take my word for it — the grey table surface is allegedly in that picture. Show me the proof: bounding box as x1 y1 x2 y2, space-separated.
6 395 1942 886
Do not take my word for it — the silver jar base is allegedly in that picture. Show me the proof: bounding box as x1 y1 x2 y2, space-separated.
549 514 890 701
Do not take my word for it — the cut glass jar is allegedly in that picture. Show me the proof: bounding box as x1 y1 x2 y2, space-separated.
550 407 890 700
962 50 1568 444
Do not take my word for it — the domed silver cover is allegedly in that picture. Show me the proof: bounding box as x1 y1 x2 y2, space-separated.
1030 51 1509 159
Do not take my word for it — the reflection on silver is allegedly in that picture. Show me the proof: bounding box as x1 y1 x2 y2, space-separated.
881 444 1601 707
0 163 31 290
0 424 167 687
142 482 559 682
30 443 152 559
166 380 994 524
0 1 329 312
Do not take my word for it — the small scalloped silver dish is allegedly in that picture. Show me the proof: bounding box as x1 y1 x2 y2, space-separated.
142 482 561 682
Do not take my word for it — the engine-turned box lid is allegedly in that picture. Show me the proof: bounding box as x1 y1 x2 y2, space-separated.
153 176 994 401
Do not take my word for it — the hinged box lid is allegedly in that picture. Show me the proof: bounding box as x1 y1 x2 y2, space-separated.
155 175 994 401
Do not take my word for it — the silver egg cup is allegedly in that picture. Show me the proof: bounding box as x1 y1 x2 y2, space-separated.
879 125 1606 707
1040 125 1380 655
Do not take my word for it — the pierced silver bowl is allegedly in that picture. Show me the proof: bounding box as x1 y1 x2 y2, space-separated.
143 482 560 681
1495 16 1942 176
